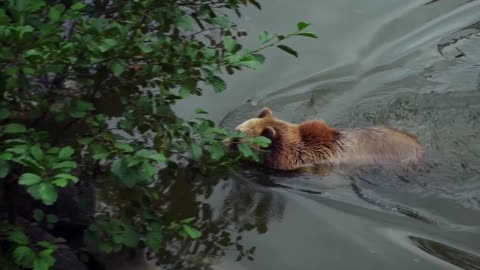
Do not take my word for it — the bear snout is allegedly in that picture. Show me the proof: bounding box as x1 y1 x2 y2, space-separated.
235 118 262 134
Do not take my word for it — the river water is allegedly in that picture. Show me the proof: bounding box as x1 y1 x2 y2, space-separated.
170 1 480 269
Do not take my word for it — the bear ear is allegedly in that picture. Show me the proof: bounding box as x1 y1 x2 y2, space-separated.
261 126 277 140
258 107 273 118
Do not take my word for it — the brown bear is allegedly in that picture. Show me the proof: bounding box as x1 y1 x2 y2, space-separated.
234 107 423 171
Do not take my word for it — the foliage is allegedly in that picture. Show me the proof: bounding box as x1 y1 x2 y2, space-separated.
0 0 316 268
0 225 56 270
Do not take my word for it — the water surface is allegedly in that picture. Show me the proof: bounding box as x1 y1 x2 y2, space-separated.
172 1 480 269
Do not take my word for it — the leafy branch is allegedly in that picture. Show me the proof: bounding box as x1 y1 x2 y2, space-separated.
252 22 318 57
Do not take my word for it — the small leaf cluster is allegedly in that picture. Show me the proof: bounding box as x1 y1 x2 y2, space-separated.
0 225 56 270
32 209 59 231
168 217 202 240
1 125 78 205
85 216 140 253
257 22 318 57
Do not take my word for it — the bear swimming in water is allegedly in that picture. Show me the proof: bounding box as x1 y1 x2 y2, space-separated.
234 107 423 171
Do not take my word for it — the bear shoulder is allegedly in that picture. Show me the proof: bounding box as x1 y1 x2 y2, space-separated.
298 120 340 143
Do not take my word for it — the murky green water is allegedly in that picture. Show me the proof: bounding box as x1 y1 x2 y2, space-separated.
170 1 480 269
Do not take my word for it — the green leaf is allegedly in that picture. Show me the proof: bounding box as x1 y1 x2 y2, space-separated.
138 43 153 53
4 123 27 134
231 130 247 139
136 150 167 162
58 146 74 159
28 183 58 205
33 250 56 270
98 39 117 52
111 159 133 187
18 26 34 39
122 226 139 247
151 154 167 162
13 246 36 268
110 60 125 77
74 100 94 112
249 0 262 9
48 5 62 22
27 0 46 12
52 178 69 187
52 161 77 169
6 146 27 154
53 173 78 183
181 217 195 224
210 145 225 160
223 38 238 52
33 209 45 222
176 15 193 30
22 67 35 74
70 99 94 117
189 144 202 161
24 49 43 59
179 80 196 98
177 230 187 238
253 53 266 64
0 160 10 178
70 1 86 10
212 16 230 27
238 144 255 158
4 138 27 144
9 228 30 245
19 173 42 186
114 143 134 153
30 144 43 161
277 45 298 57
0 152 14 160
297 22 311 31
146 223 163 252
239 54 265 69
207 76 226 93
251 136 271 147
259 31 274 44
194 108 208 115
126 156 141 167
111 159 157 188
295 32 318 39
93 152 110 160
182 224 201 239
16 157 45 172
113 234 123 244
211 127 228 135
78 137 94 145
139 162 158 182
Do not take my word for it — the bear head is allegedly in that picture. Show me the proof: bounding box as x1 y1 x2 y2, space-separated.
234 107 340 170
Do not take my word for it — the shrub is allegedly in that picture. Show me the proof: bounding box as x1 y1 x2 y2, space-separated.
0 0 316 268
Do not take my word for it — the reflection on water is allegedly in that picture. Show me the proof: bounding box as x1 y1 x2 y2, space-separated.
219 175 285 235
97 164 287 269
410 236 480 270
